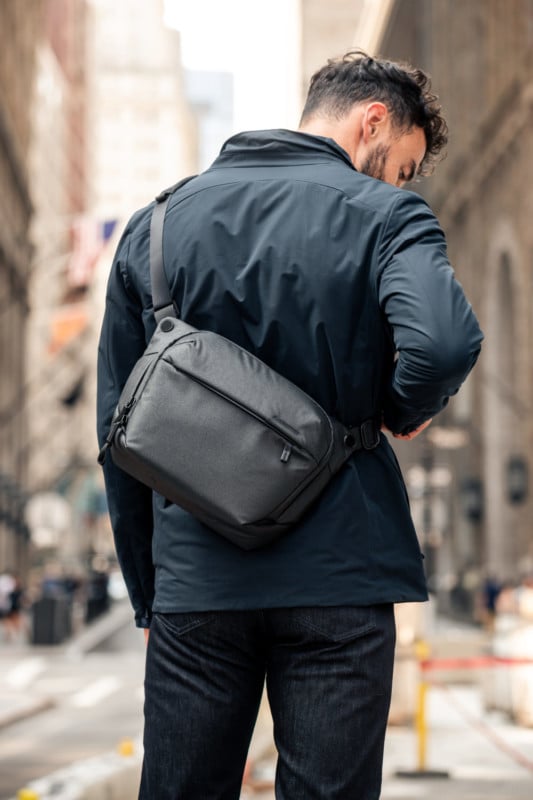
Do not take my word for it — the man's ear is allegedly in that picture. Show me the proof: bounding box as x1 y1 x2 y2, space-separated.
362 102 389 143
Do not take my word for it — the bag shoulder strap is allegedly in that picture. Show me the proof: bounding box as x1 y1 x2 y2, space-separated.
150 176 196 323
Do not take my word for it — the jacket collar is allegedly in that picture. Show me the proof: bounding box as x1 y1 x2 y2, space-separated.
212 129 355 171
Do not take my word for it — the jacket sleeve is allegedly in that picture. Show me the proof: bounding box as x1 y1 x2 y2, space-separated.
96 227 154 628
377 191 483 435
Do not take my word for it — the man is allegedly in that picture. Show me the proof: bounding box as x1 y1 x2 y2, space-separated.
97 52 483 799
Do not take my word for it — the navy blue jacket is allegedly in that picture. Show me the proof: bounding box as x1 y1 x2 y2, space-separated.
97 130 483 627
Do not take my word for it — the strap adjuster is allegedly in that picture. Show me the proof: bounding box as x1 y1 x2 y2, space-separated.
154 301 180 323
361 419 380 450
344 419 380 452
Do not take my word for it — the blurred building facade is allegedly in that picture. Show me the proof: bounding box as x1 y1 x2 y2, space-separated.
27 0 89 493
377 0 533 611
184 70 233 172
0 0 198 579
0 0 43 576
86 0 196 221
85 0 197 564
25 0 95 574
299 0 392 97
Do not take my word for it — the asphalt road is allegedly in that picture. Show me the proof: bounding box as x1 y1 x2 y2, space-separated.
0 620 145 799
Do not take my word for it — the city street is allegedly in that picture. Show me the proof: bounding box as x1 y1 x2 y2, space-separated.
0 604 145 799
1 607 533 799
1 1 533 798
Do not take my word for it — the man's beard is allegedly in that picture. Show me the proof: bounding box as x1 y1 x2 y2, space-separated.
360 144 390 181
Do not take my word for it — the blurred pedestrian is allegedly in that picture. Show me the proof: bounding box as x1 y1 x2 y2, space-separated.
98 51 483 799
0 571 25 642
480 574 502 632
4 574 25 641
0 570 16 640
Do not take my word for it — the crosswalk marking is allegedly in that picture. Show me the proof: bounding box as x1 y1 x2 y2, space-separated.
5 657 46 689
70 676 121 708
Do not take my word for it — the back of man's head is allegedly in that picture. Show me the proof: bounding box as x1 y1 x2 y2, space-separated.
300 50 447 176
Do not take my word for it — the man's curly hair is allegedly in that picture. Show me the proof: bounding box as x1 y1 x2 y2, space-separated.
301 50 448 176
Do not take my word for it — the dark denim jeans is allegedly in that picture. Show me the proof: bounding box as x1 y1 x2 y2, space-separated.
139 605 396 799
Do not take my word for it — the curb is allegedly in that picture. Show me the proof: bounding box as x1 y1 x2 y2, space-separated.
8 740 142 800
64 600 133 659
0 697 55 731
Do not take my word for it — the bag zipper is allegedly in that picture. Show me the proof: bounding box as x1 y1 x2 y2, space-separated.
97 399 135 465
163 358 324 465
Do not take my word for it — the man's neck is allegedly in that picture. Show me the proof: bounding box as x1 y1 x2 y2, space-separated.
298 110 364 167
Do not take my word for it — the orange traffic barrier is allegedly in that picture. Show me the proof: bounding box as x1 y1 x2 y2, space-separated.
397 641 533 779
421 655 533 670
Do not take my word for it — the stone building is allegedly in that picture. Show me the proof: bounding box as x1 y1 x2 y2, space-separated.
20 0 198 573
15 0 198 576
24 0 94 574
0 1 43 576
377 0 533 606
85 0 197 564
26 0 89 492
45 0 88 217
300 0 392 94
86 0 197 222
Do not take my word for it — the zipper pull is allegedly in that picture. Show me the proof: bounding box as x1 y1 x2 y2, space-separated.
97 400 134 465
97 416 121 465
97 440 111 466
280 444 292 463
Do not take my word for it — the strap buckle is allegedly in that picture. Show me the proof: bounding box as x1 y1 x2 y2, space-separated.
344 419 380 452
360 419 380 450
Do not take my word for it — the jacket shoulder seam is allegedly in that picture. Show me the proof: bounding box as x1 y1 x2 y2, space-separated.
167 176 393 221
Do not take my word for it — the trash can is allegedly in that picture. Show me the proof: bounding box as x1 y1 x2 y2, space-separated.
31 595 72 645
85 571 110 623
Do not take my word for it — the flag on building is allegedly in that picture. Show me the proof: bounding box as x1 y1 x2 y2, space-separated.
67 217 117 289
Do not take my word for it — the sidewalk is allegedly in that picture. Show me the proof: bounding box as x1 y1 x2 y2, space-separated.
243 685 533 799
382 685 533 799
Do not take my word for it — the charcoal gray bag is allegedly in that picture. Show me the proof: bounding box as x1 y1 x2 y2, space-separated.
98 179 380 550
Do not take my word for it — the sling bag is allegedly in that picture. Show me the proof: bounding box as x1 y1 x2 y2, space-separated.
98 178 380 550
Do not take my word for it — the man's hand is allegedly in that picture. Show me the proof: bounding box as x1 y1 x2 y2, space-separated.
382 418 432 441
144 628 150 645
